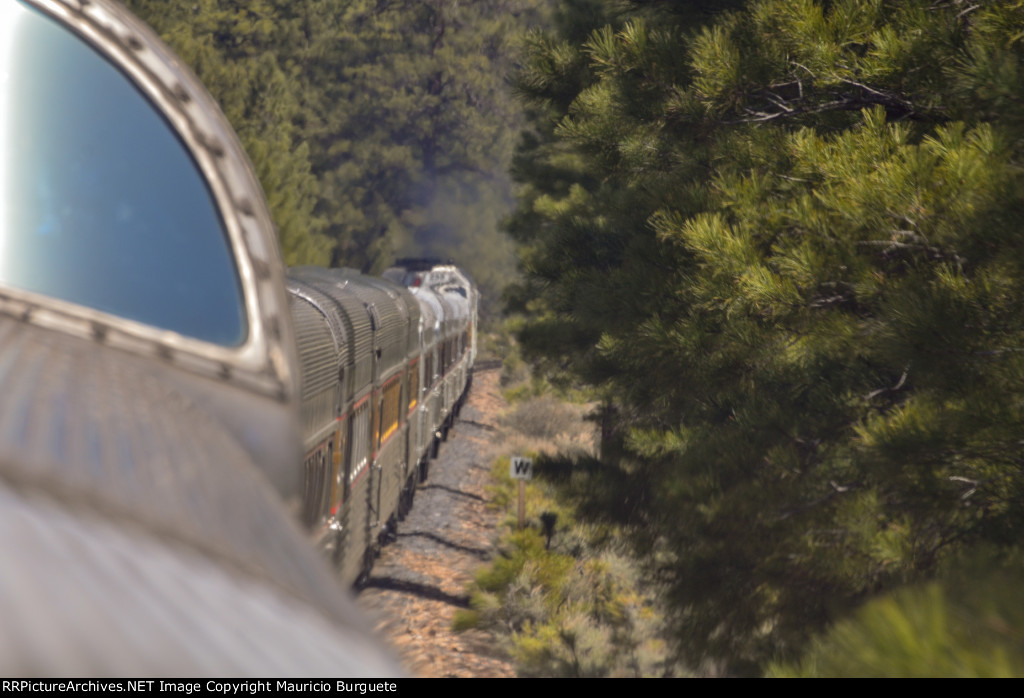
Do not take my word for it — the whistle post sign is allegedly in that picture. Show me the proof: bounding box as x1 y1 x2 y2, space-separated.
511 456 533 529
510 456 533 480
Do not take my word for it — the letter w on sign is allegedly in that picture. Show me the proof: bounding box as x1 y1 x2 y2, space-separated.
510 456 533 480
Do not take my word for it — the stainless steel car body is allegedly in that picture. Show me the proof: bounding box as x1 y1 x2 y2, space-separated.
0 0 400 676
288 262 477 585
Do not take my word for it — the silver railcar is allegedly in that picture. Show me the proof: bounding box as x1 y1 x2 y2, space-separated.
0 0 399 675
289 262 478 585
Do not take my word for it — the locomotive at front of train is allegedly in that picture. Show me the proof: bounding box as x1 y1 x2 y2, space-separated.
0 0 399 676
384 262 478 435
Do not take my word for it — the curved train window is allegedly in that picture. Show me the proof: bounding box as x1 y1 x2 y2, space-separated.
408 366 418 411
380 378 401 444
350 402 370 484
0 2 247 346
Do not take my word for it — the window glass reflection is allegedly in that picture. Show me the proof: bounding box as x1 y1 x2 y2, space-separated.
0 2 247 346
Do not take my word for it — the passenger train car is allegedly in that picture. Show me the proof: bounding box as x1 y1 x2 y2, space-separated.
0 0 459 675
287 261 477 585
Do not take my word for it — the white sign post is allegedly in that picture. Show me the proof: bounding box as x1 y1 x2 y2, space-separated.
510 456 533 529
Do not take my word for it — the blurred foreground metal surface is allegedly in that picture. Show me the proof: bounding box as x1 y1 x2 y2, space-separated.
0 0 401 676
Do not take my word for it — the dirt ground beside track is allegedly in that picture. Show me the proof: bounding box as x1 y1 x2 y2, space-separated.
354 364 516 678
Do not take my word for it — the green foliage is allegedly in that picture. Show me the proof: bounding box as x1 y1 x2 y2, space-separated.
460 453 689 677
771 559 1024 677
290 0 542 314
506 0 1024 673
128 0 545 305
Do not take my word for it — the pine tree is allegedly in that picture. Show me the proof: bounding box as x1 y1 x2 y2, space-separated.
127 0 539 309
507 0 1024 672
300 0 542 293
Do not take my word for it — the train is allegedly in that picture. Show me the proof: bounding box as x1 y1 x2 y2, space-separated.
0 0 475 676
288 261 477 585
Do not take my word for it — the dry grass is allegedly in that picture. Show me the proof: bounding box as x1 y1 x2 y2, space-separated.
497 396 598 458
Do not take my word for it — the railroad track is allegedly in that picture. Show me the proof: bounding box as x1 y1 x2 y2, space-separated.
355 368 514 677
